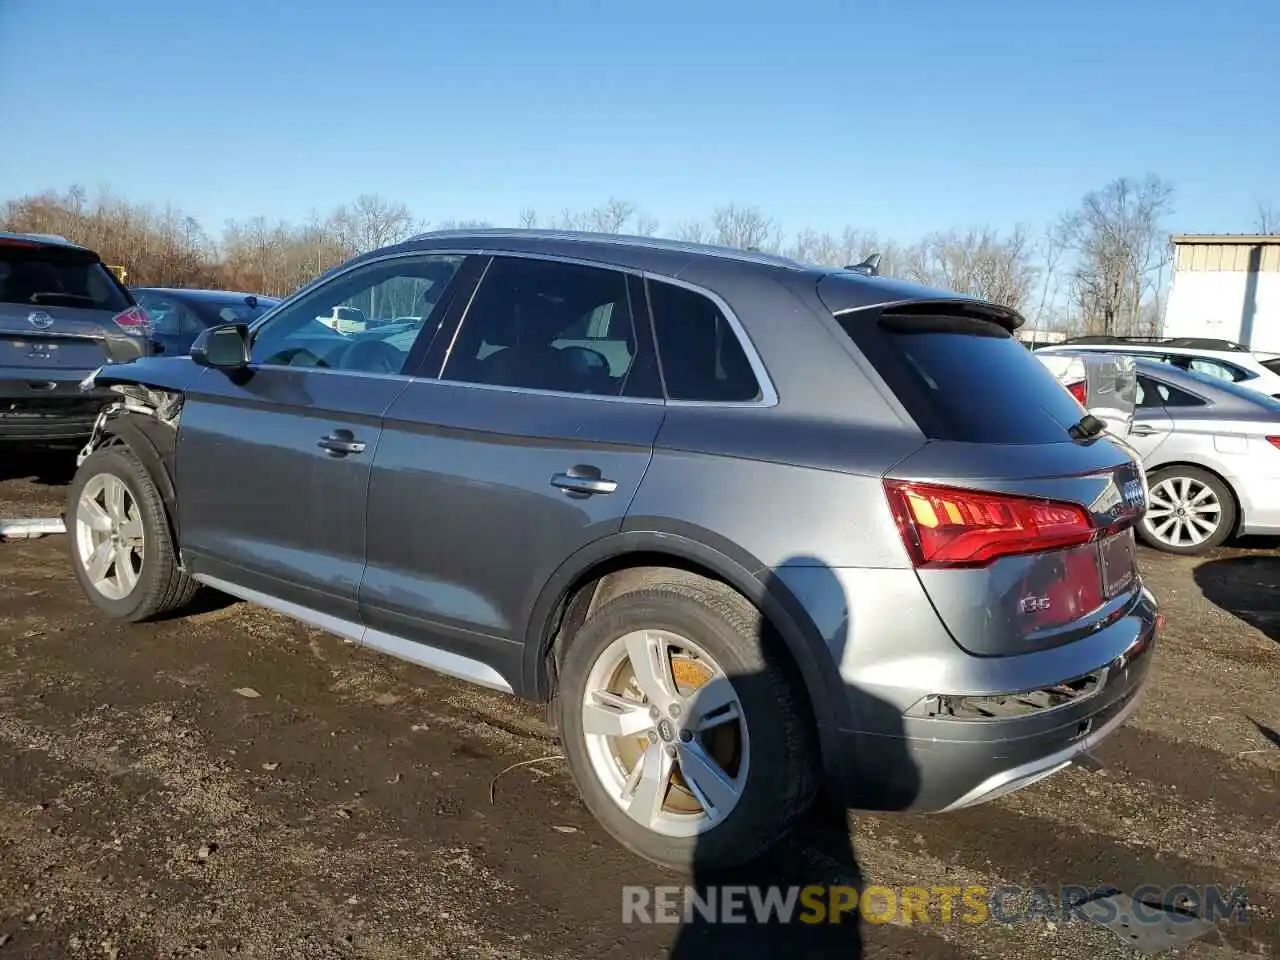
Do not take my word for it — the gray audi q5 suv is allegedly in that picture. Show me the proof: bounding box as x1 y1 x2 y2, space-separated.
66 230 1158 870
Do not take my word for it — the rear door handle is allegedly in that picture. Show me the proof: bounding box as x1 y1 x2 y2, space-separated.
317 429 367 457
1129 424 1158 437
551 466 618 496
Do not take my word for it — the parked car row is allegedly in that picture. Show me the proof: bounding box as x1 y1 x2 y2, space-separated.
1039 349 1280 554
1036 336 1280 555
0 232 277 446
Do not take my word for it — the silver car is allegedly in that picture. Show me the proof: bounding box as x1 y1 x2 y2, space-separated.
1052 351 1280 554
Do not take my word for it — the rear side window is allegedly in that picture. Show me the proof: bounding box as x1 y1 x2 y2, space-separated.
0 245 130 312
835 311 1089 443
647 280 760 402
1136 376 1205 408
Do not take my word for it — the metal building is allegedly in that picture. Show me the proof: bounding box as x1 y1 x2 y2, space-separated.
1163 234 1280 355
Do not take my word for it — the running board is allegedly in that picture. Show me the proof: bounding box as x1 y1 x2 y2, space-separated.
192 573 514 694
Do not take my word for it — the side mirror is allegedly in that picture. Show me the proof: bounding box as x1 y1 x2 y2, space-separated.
191 323 250 369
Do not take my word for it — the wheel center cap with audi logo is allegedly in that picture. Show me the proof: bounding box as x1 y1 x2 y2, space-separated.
27 310 54 329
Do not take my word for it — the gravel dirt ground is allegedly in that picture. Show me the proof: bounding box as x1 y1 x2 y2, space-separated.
1 451 1278 959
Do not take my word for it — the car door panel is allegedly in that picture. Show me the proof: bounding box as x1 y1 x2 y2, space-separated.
177 367 403 621
360 382 664 666
175 252 471 623
357 256 665 679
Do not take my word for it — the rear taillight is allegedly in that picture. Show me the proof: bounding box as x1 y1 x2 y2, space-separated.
1268 437 1280 450
111 305 151 337
1066 380 1087 405
884 480 1094 568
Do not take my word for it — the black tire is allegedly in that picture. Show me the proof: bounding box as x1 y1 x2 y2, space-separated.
555 577 818 872
66 446 199 622
1137 465 1237 555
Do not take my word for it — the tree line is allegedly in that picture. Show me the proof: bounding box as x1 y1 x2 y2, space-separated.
5 175 1259 336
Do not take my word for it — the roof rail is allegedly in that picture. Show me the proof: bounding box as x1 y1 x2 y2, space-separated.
403 227 803 269
1059 334 1249 352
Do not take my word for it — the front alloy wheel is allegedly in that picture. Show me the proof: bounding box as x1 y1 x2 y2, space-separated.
75 472 145 600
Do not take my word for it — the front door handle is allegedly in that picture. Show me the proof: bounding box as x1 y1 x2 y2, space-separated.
551 465 618 497
1129 424 1158 437
317 429 367 457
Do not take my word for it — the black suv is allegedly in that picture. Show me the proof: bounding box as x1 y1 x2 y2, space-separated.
0 232 150 445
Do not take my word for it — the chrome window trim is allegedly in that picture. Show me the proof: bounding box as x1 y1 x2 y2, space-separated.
240 246 779 408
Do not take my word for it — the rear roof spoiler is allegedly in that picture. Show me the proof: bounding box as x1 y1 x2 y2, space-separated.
815 273 1025 333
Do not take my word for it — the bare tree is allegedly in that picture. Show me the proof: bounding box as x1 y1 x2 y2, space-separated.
1028 222 1069 329
786 227 900 275
709 204 778 251
1060 175 1174 335
672 219 709 244
347 193 415 253
1256 200 1279 234
633 212 659 237
518 208 539 229
902 225 1039 311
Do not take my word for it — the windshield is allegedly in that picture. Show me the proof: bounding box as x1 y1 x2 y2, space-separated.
191 296 280 326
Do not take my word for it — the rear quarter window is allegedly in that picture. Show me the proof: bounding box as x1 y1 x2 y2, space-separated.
834 310 1088 443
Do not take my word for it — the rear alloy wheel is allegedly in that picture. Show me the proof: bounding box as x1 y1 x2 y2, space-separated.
1138 467 1236 555
556 580 817 871
67 447 199 621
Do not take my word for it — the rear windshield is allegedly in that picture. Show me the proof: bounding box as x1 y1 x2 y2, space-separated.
0 244 130 312
834 310 1089 443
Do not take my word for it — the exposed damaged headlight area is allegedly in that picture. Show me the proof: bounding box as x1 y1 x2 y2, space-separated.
77 380 184 467
906 671 1106 720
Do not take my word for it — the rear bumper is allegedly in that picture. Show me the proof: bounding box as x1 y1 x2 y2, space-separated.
833 588 1159 812
0 367 114 442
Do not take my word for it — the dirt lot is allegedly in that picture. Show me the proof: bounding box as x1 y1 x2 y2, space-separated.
1 453 1278 959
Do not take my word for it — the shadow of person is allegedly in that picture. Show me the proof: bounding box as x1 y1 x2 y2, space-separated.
668 557 919 959
1193 555 1280 643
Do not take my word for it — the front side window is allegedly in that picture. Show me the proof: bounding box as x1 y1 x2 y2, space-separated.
647 279 761 402
249 255 463 375
442 256 638 395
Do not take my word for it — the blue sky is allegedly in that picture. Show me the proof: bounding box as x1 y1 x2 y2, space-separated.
2 0 1276 243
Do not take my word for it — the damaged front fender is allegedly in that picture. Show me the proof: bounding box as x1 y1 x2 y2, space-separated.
76 359 194 545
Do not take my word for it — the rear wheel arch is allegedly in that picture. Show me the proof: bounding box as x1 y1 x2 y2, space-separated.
522 531 852 757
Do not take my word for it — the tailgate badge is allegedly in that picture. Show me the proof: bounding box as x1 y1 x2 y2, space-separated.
1122 478 1145 510
27 310 54 329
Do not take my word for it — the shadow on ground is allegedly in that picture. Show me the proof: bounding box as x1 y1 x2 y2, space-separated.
0 447 79 486
1249 718 1280 750
667 558 921 958
1193 555 1280 643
